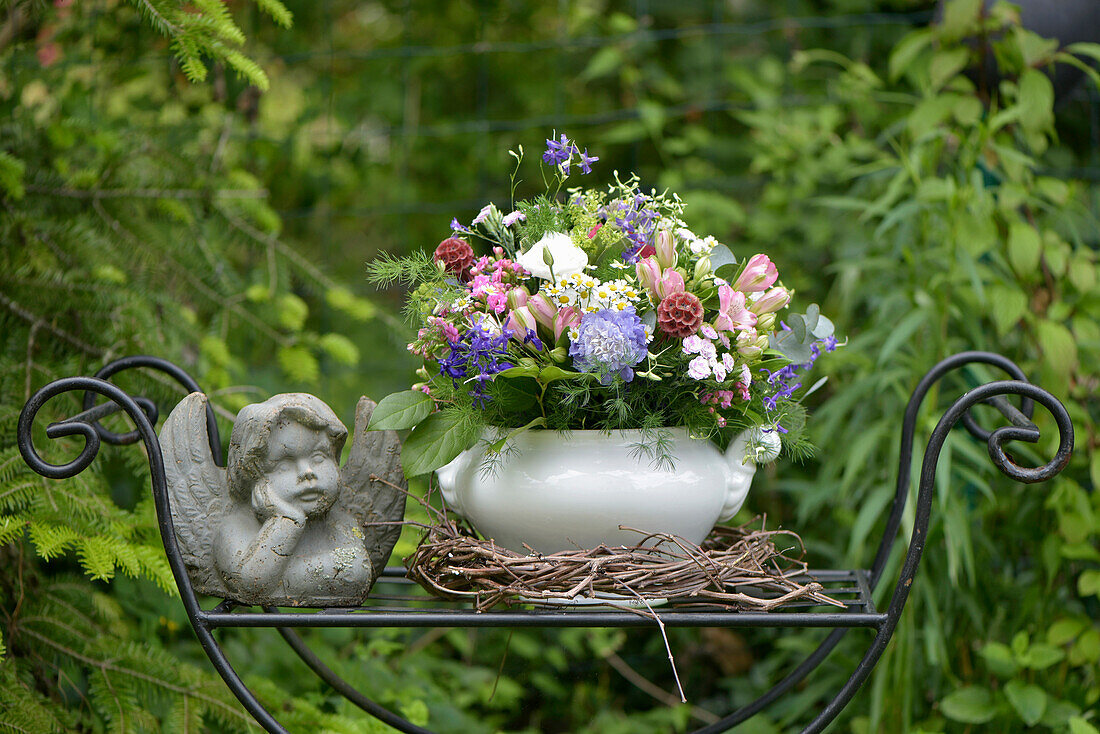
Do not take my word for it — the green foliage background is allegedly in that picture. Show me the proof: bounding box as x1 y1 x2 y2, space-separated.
0 0 1097 732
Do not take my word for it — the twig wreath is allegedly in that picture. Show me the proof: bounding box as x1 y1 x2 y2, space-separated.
397 480 841 613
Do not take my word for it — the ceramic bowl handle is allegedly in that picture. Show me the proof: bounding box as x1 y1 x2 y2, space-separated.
720 428 781 522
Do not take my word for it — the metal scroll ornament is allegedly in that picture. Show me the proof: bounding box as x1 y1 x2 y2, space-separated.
160 392 405 607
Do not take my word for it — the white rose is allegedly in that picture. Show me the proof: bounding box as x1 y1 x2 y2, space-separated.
517 232 588 281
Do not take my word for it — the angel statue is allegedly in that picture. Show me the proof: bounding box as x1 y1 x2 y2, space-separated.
160 392 406 607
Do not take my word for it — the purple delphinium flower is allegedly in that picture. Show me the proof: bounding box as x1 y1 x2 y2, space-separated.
543 134 573 167
578 148 599 174
568 307 649 385
438 321 514 407
760 335 837 412
450 218 472 234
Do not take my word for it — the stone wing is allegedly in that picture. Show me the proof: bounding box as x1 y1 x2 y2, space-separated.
336 396 407 577
159 392 231 597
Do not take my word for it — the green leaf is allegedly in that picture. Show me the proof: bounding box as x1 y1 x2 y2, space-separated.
1004 680 1046 726
1070 717 1100 734
889 28 933 81
978 642 1018 677
580 46 623 81
929 48 970 91
402 411 479 477
1007 222 1041 275
1069 628 1100 665
1047 618 1086 646
707 244 737 273
368 390 433 431
1068 252 1097 293
538 366 594 384
877 309 926 366
1024 642 1066 670
1017 69 1055 134
940 686 997 724
939 0 982 41
1036 320 1079 376
1078 569 1100 598
988 286 1028 337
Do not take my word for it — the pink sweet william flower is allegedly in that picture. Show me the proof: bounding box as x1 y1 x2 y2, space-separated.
733 254 778 293
714 284 756 332
687 355 710 380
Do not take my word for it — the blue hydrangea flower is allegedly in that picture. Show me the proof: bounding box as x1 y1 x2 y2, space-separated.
568 308 650 385
438 321 514 406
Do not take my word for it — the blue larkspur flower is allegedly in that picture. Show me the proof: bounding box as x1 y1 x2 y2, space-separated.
568 308 649 385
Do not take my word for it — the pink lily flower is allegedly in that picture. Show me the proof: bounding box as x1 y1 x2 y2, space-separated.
553 307 581 342
733 254 778 293
714 284 757 332
656 269 685 299
505 306 539 340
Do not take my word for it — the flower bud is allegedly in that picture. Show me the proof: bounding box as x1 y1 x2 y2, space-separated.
506 285 531 310
527 293 558 328
693 256 712 282
636 256 662 298
415 367 430 381
655 229 677 269
755 313 776 332
549 346 568 363
750 286 791 315
736 327 763 358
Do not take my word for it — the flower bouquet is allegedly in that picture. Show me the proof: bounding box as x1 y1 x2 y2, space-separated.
367 133 838 552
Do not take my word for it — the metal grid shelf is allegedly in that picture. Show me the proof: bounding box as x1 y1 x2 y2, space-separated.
17 352 1074 734
203 567 883 629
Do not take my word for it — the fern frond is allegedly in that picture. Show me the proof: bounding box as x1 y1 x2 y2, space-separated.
255 0 292 28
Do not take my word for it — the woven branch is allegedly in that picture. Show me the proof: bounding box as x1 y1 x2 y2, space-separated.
404 511 843 613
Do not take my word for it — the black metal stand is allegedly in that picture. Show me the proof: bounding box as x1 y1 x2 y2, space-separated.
16 352 1074 733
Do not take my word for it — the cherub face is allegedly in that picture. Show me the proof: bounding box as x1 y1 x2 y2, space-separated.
262 422 340 519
